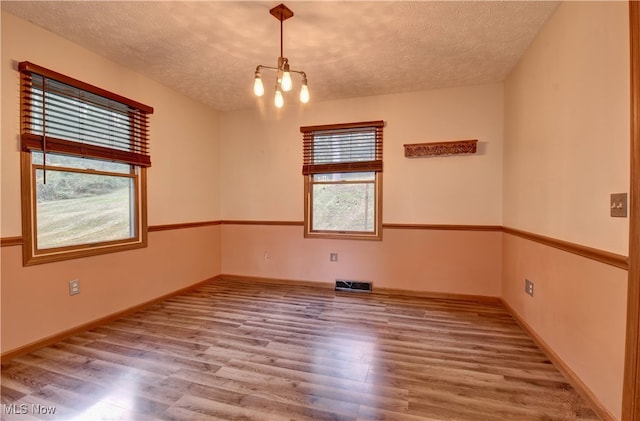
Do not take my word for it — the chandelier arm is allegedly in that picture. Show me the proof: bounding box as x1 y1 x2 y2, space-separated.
257 66 306 79
256 65 279 72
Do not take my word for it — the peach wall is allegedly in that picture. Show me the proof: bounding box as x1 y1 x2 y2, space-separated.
1 13 223 354
502 233 627 420
1 225 221 354
217 84 504 298
221 224 501 297
503 1 629 255
1 11 221 234
502 2 630 419
219 83 503 225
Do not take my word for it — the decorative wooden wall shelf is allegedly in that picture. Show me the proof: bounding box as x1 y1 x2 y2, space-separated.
403 139 478 158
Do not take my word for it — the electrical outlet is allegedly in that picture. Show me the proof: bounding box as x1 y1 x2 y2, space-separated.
525 279 534 297
69 279 80 296
330 253 338 262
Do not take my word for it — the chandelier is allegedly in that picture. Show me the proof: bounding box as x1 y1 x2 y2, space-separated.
253 3 309 108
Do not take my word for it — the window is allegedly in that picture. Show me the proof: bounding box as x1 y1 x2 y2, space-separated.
301 120 384 240
19 62 153 265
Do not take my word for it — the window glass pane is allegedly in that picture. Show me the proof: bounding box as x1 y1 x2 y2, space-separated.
312 181 375 232
312 172 375 182
33 151 130 174
35 168 134 249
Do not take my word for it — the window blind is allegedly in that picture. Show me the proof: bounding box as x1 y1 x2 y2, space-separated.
301 120 384 175
19 61 153 167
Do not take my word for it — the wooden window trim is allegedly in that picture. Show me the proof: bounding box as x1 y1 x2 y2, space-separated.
30 163 140 254
301 120 384 240
304 172 383 240
21 151 148 266
18 63 150 265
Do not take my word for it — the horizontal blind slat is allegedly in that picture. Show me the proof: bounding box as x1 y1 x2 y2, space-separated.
25 96 149 134
30 79 136 119
301 121 383 175
20 64 152 167
28 96 139 127
36 113 134 141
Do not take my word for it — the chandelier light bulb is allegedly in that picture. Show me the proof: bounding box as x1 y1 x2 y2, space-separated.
281 64 293 92
274 88 284 108
253 72 264 97
299 78 309 103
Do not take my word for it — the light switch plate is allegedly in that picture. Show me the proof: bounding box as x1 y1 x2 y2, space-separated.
610 193 627 217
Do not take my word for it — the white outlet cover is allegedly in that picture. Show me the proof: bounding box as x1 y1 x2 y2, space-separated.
69 280 80 295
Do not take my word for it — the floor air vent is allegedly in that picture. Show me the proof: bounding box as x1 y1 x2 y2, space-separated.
335 280 372 293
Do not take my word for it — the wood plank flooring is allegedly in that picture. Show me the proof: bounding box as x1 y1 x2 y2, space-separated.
1 279 600 421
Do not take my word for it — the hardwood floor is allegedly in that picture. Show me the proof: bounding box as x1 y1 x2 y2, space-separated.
1 279 600 421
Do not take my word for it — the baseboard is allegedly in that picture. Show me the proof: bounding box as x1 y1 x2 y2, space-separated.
219 273 499 303
219 273 334 289
374 286 500 303
1 275 222 362
501 299 617 421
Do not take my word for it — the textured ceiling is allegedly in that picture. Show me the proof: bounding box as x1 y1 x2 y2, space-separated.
2 1 559 112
